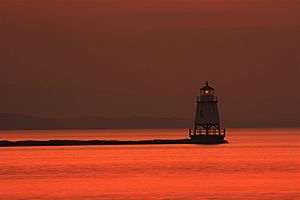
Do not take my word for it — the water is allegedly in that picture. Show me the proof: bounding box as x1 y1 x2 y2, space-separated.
0 129 299 200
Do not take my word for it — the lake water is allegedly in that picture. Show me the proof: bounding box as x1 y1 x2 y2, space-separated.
0 129 299 200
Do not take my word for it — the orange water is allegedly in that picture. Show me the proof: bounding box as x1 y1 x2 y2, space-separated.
0 129 299 199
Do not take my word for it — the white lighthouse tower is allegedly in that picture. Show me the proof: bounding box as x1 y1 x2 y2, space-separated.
189 81 226 143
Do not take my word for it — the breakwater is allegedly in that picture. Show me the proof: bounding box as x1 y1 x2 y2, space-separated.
0 139 228 147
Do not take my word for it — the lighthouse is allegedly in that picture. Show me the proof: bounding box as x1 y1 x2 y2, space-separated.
189 81 227 144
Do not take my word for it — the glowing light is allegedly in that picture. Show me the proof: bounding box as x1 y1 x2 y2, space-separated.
205 90 209 94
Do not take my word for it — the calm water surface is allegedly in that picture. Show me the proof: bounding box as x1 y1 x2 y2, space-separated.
0 129 299 200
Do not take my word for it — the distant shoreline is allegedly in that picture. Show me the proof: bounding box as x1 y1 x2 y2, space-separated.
0 113 192 130
1 113 299 130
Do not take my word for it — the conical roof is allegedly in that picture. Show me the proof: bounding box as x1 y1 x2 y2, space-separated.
200 81 214 90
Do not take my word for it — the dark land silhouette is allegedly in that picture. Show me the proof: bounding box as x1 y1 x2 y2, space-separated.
0 113 192 130
0 113 299 130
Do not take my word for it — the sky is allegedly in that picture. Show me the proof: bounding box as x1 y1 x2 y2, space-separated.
0 0 299 126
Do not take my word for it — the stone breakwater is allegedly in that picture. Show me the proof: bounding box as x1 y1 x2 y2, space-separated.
0 139 228 147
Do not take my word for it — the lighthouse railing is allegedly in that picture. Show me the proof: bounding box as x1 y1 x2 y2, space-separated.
189 129 226 136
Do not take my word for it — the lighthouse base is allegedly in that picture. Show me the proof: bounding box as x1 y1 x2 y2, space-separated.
190 134 227 144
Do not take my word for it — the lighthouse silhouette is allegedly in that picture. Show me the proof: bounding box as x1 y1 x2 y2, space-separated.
189 81 227 144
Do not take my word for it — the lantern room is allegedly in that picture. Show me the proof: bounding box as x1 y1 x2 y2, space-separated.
200 81 214 96
199 81 215 102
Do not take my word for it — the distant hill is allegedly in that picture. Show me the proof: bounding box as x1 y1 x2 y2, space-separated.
0 113 299 130
0 113 192 130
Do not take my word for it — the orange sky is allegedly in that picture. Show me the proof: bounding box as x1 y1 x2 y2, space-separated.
0 0 299 126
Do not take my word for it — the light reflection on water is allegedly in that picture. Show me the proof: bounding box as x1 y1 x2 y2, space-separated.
0 129 299 200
